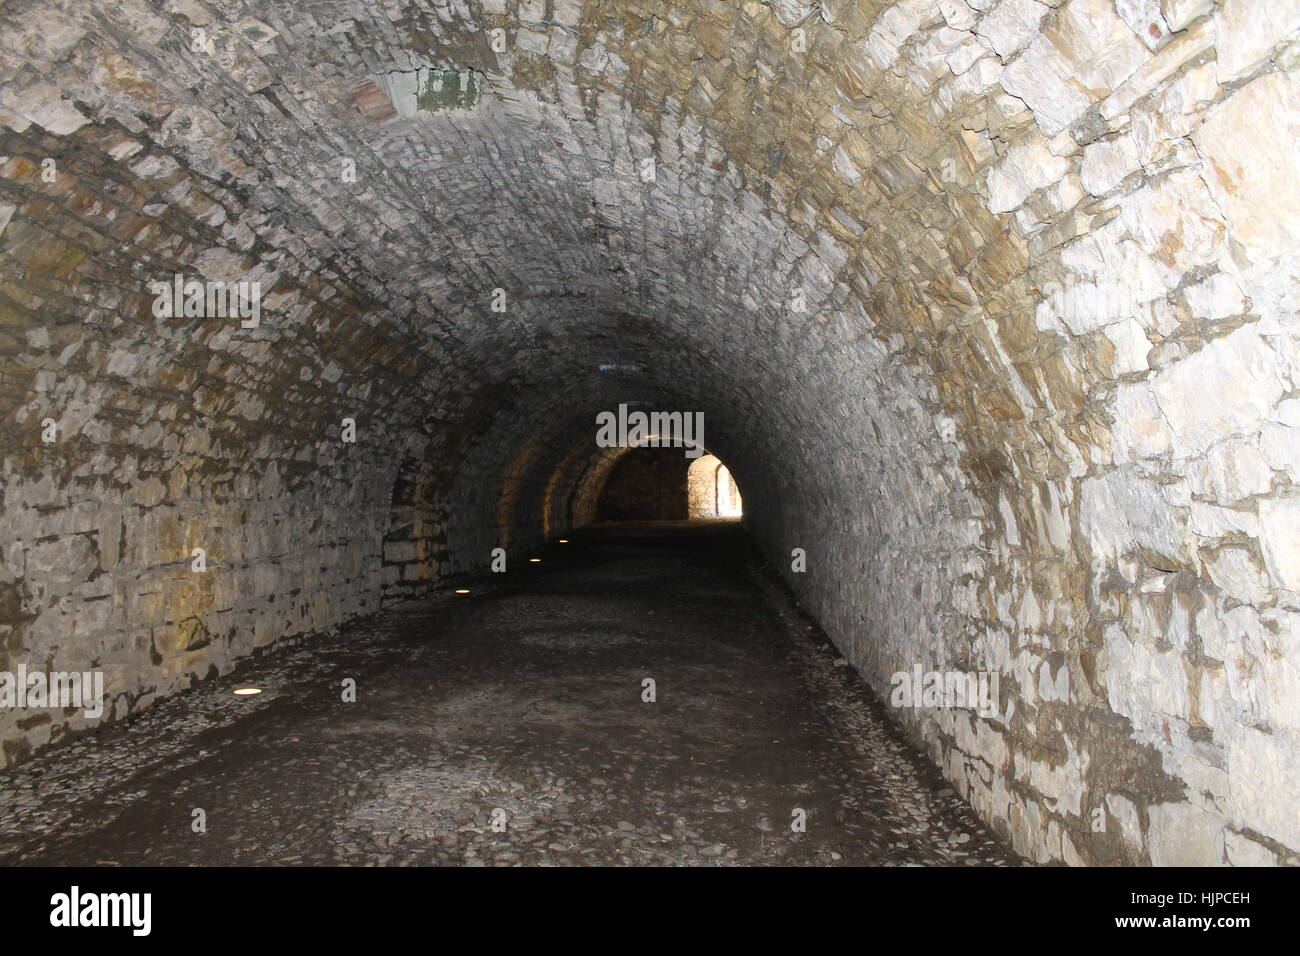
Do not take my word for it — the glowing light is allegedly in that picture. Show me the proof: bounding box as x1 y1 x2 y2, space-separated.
233 687 262 697
529 558 541 563
454 588 471 595
558 539 569 544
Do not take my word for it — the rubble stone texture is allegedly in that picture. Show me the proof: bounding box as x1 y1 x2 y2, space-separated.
0 0 1297 865
0 524 1019 867
595 446 690 520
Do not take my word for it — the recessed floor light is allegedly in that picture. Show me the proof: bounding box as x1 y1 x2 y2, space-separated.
529 558 541 563
454 588 471 595
233 687 262 696
558 539 569 543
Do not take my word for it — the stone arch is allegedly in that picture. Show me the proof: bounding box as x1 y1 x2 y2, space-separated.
381 454 445 605
688 453 744 518
0 0 1296 866
688 454 722 517
715 461 742 517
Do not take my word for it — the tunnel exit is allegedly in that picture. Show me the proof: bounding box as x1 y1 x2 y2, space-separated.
688 454 743 518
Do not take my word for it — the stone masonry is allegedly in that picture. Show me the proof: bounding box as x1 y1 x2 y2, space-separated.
1 0 1298 865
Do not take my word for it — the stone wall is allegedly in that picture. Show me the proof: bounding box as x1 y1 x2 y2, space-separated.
687 453 721 516
595 446 690 520
1 0 1297 864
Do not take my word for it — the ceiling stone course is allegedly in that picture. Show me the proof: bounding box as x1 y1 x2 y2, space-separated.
0 0 1297 866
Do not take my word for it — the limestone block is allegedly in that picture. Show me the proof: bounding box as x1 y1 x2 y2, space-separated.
1224 831 1279 865
1080 133 1143 196
1100 17 1216 120
945 37 989 77
866 3 925 69
1188 437 1273 503
1204 546 1272 606
1261 421 1300 481
515 28 550 56
1151 327 1285 457
1189 501 1260 539
999 36 1091 135
1105 792 1147 856
1259 497 1300 591
1260 640 1300 735
0 83 90 134
770 0 817 27
1227 723 1300 847
1119 171 1224 278
1147 801 1226 865
1194 72 1300 273
1160 0 1214 31
1116 0 1172 50
1103 316 1152 375
986 142 1072 213
977 0 1051 59
938 0 978 31
552 0 583 26
25 535 97 579
1214 0 1300 81
1014 743 1085 817
1184 272 1247 321
1081 468 1185 564
1129 613 1190 707
1051 0 1150 92
0 8 85 63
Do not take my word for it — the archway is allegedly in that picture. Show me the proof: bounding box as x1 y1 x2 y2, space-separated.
688 454 744 518
381 455 443 605
0 0 1294 868
715 462 743 517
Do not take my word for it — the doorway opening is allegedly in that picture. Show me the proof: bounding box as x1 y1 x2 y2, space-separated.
687 454 743 518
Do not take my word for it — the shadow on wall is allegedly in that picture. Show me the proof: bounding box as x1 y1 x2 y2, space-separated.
594 446 690 521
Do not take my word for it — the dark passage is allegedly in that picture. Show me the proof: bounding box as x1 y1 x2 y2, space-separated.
0 523 1016 867
594 447 691 521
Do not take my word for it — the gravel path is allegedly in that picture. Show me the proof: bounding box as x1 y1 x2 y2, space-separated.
0 521 1021 867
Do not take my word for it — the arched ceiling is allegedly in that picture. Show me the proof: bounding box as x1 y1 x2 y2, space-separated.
3 0 1299 866
1 0 1022 507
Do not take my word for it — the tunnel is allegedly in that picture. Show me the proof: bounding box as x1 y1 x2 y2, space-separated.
0 0 1298 877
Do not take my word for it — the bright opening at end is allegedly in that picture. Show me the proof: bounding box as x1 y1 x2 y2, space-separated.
687 454 743 518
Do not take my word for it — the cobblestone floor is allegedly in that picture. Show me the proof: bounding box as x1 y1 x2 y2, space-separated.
0 521 1021 867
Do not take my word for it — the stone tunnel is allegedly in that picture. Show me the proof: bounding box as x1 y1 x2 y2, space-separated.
0 0 1298 869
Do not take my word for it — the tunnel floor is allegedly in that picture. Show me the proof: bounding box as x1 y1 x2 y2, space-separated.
0 521 1020 867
